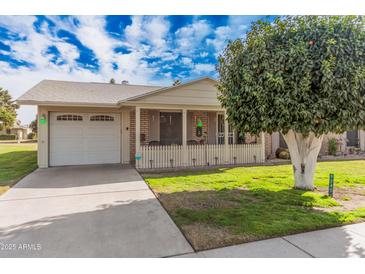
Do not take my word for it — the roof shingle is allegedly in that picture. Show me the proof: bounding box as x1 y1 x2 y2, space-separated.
17 80 164 106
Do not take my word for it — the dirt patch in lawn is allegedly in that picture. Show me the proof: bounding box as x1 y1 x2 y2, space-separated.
315 186 365 211
181 223 254 251
157 189 257 211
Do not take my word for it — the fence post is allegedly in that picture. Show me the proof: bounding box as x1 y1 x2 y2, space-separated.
260 132 265 163
182 109 187 166
224 111 229 164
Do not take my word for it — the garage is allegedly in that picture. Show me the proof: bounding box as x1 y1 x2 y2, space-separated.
50 112 120 166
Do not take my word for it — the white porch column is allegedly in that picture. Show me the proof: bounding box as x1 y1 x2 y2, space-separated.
182 109 188 166
224 111 229 164
260 132 266 162
135 107 141 161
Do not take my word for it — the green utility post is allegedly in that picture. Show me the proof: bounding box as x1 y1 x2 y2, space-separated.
328 173 334 197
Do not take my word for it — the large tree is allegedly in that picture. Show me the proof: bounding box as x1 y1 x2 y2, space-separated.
0 87 18 130
217 16 365 190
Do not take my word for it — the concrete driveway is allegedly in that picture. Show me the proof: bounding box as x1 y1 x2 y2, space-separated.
0 165 193 257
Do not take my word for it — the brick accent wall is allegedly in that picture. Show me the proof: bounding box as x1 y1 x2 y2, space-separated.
265 133 272 158
190 111 209 144
140 109 150 146
129 109 152 163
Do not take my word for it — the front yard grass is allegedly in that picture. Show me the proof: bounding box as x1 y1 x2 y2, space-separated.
0 143 37 196
143 160 365 251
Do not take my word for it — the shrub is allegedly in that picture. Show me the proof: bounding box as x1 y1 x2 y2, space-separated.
27 132 36 140
0 134 16 140
276 147 290 159
279 150 290 160
328 138 338 156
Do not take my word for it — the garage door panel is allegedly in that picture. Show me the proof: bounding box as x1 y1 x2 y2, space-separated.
50 113 120 166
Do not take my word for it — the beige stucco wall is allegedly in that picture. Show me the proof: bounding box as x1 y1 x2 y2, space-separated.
129 78 220 106
37 105 48 168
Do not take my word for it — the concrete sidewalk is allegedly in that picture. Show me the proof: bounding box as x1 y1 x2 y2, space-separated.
174 222 365 258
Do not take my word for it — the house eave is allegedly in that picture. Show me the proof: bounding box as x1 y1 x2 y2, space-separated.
16 100 119 108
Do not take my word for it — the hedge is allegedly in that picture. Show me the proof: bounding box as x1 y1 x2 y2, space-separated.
0 134 16 140
27 132 36 140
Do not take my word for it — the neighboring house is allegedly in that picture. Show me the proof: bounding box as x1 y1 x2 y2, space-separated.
270 131 365 156
0 121 31 140
17 77 269 169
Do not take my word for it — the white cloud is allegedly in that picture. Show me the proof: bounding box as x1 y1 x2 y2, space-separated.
72 16 117 75
124 16 170 55
206 26 233 55
181 57 193 68
194 63 215 73
0 15 177 124
199 51 209 58
206 16 250 56
175 20 212 55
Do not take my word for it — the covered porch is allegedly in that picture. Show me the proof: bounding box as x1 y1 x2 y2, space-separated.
134 106 265 169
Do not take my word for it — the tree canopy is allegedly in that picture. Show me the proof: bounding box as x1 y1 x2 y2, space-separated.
217 16 365 137
0 87 18 130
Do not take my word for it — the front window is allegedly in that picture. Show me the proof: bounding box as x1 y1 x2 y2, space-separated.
159 112 182 145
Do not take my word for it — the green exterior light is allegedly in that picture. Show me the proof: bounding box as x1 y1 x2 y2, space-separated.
39 114 47 125
197 120 203 128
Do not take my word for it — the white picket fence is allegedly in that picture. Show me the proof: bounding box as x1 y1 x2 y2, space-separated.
136 143 264 169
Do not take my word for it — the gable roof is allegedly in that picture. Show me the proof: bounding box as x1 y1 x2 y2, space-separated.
16 77 218 107
118 77 217 103
17 80 164 106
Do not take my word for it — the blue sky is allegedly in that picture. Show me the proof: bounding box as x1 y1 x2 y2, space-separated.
0 15 275 124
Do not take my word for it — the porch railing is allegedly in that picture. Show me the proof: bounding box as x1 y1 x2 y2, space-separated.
136 143 264 169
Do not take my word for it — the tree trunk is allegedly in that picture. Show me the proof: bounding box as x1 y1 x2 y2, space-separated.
282 130 324 190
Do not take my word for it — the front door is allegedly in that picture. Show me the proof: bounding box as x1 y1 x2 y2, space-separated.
217 113 234 144
159 112 182 145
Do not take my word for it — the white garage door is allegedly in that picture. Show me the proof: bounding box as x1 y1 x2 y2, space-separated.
50 113 120 166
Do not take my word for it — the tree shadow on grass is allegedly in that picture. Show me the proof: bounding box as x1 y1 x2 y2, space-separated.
157 187 365 253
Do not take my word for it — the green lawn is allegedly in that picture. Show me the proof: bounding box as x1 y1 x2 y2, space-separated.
0 143 37 195
144 161 365 250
